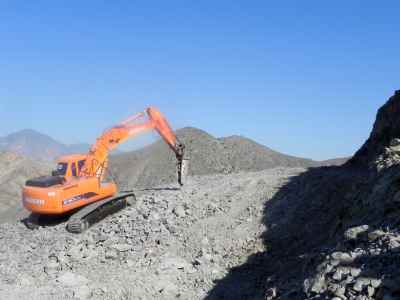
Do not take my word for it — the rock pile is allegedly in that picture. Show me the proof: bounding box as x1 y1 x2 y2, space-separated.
110 127 319 189
0 168 302 299
304 225 400 299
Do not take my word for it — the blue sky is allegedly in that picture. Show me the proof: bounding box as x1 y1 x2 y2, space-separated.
0 1 398 160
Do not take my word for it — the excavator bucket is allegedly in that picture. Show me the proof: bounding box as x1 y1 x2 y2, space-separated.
177 157 190 186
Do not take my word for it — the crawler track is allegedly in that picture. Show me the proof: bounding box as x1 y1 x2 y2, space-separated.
66 192 136 233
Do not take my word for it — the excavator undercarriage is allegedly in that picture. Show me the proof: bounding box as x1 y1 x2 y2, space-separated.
66 192 135 233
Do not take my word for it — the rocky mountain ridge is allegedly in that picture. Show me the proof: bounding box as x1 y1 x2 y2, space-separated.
0 129 90 161
110 127 345 189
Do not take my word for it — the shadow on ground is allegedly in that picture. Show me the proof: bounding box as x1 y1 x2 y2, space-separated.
136 187 181 192
21 212 71 230
205 164 371 299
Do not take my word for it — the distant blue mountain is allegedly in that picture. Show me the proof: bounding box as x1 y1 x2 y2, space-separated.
0 129 91 161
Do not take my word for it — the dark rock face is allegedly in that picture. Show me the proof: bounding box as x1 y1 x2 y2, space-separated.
296 92 400 299
280 91 400 299
350 91 400 169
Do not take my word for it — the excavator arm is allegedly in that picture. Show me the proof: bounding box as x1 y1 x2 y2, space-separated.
80 107 187 185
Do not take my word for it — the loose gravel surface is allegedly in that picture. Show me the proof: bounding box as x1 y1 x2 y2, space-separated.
0 167 303 300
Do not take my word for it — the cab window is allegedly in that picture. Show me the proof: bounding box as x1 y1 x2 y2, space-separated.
53 162 68 176
78 160 86 172
71 162 77 176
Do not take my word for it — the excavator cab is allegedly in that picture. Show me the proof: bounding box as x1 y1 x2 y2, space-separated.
52 155 87 179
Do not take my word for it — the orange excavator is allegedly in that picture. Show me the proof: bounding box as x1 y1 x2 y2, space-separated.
22 107 188 233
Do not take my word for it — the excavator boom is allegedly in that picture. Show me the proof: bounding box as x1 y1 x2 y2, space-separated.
81 107 186 184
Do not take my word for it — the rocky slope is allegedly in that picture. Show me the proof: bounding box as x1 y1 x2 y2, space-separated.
298 91 400 299
0 152 51 222
110 127 321 189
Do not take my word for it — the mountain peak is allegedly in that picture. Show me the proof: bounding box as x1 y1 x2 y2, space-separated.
0 129 89 161
14 128 42 135
5 129 60 144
